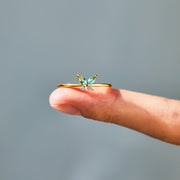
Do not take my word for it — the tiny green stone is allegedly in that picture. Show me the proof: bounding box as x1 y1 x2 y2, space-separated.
77 75 87 85
87 75 97 85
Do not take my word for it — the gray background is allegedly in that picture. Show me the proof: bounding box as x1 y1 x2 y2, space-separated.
2 0 180 180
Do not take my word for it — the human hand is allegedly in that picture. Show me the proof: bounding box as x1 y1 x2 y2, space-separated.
49 87 180 145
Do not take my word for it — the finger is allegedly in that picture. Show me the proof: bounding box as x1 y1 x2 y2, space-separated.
49 87 180 145
49 87 121 123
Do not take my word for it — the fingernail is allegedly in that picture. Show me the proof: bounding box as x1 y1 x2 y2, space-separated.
51 104 81 115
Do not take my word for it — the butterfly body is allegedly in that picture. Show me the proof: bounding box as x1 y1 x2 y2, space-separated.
77 74 97 91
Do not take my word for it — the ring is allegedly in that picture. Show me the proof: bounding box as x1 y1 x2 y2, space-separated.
57 74 112 91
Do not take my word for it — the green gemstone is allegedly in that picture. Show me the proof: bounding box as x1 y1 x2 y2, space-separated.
77 74 87 85
87 75 97 85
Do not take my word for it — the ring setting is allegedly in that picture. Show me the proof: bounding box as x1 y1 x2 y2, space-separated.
57 74 111 91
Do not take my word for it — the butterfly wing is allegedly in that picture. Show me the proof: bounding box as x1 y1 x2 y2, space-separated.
77 74 87 85
87 75 97 85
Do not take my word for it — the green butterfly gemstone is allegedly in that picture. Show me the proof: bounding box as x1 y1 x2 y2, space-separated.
77 74 98 91
87 75 98 85
77 74 87 85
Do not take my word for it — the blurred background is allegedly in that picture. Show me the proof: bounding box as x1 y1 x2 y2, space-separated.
2 0 180 179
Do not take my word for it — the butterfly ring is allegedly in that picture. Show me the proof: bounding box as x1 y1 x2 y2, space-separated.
57 74 112 91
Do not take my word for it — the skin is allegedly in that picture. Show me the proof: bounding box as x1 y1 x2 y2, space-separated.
49 87 180 145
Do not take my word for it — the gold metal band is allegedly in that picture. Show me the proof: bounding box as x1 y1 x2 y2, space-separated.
57 83 112 88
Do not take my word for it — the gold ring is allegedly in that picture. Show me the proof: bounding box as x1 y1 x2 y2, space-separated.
57 74 112 91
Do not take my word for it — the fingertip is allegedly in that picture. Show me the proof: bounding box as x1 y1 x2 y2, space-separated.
49 87 86 107
49 87 120 121
49 87 89 115
49 88 63 107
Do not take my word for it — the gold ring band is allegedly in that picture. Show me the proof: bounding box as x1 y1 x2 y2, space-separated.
57 83 112 88
57 74 111 91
